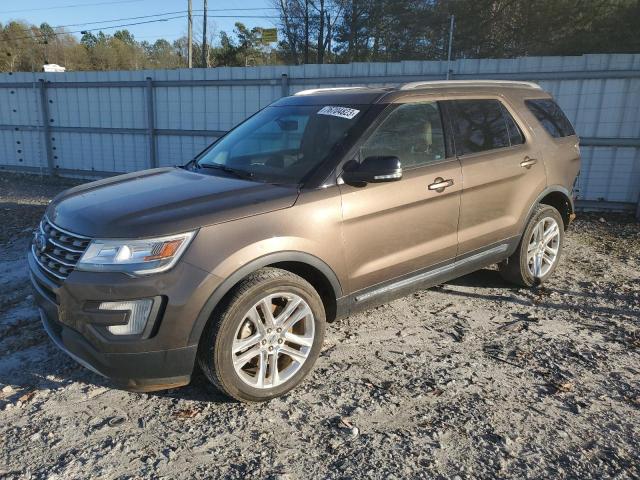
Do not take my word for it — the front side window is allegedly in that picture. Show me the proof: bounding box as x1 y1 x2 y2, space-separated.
196 104 367 184
360 102 446 169
525 98 576 138
447 99 511 155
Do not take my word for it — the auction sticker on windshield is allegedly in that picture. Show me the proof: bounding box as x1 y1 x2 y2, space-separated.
317 106 360 120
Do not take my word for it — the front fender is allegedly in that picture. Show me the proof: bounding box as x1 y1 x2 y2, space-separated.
185 249 342 345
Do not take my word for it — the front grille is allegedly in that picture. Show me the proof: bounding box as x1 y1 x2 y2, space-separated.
32 217 92 281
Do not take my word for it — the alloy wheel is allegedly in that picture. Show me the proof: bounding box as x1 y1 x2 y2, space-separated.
231 293 315 389
527 216 560 278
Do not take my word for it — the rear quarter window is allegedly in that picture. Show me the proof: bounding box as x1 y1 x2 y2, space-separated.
525 99 576 138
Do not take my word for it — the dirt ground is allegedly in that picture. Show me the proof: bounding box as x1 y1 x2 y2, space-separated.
0 172 638 479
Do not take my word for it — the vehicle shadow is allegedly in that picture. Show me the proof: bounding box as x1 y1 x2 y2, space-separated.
444 268 513 289
145 371 236 404
0 341 111 396
440 268 639 348
444 268 637 315
0 326 233 405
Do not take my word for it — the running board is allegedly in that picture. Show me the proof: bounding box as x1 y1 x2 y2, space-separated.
354 243 509 303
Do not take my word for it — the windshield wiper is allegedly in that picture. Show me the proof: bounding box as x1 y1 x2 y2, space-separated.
197 163 254 180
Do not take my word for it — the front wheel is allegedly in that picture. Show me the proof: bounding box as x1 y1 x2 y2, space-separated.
499 204 564 287
197 268 326 402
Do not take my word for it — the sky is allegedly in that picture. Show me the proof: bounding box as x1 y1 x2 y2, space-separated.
1 0 279 44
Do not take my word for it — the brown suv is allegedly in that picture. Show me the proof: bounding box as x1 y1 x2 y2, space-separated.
29 81 580 402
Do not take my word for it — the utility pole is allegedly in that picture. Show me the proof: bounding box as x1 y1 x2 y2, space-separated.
446 14 455 80
187 0 193 68
304 0 309 64
202 0 208 67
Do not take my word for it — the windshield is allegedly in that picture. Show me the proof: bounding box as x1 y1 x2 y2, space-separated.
195 104 367 184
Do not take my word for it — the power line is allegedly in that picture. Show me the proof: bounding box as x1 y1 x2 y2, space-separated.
79 16 185 33
0 14 283 45
0 6 295 45
6 7 285 31
131 33 185 40
196 15 282 18
2 4 279 16
0 16 185 43
61 13 285 27
52 11 188 29
0 0 145 15
188 8 280 12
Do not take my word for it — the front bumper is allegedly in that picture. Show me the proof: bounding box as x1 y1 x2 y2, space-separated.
38 307 195 391
28 250 216 392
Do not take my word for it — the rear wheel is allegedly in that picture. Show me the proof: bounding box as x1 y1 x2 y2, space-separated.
499 204 564 287
197 268 326 402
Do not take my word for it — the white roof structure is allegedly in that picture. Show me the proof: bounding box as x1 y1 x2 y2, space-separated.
294 87 367 96
400 80 542 90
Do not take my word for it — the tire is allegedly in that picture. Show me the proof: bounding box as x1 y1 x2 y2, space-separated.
197 267 326 402
499 204 564 287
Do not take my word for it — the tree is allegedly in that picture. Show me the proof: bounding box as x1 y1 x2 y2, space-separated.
39 22 56 62
113 29 136 46
273 0 343 64
81 32 98 49
0 2 638 72
148 38 182 68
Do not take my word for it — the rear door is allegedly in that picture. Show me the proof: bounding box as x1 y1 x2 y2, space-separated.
339 101 462 294
444 98 546 256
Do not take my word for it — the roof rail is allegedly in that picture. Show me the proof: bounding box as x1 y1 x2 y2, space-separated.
294 87 367 96
400 80 542 90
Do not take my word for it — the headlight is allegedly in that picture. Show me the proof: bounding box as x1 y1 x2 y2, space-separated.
77 231 196 275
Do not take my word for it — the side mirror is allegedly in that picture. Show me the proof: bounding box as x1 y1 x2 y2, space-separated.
341 156 402 185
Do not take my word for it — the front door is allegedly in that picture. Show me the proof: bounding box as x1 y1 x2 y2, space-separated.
338 101 462 295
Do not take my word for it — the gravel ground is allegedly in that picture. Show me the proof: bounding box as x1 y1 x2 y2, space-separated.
0 172 638 479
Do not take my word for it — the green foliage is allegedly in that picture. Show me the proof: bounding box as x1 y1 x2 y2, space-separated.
325 0 640 62
209 23 277 67
0 21 83 71
0 0 637 72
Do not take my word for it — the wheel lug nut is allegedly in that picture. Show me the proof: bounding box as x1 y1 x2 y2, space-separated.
278 338 283 344
267 328 272 333
261 340 267 345
268 346 273 351
276 328 282 333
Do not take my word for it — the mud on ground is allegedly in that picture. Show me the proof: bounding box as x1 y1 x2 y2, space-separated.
0 172 638 479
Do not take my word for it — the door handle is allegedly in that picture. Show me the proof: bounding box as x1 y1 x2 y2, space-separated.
428 177 454 192
520 157 538 169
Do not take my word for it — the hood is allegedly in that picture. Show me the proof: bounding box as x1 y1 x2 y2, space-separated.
47 167 299 238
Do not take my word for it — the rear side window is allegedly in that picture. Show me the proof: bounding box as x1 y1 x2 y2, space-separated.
446 100 511 155
525 99 576 138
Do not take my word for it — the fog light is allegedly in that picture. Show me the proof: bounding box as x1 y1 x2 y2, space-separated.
99 299 153 335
